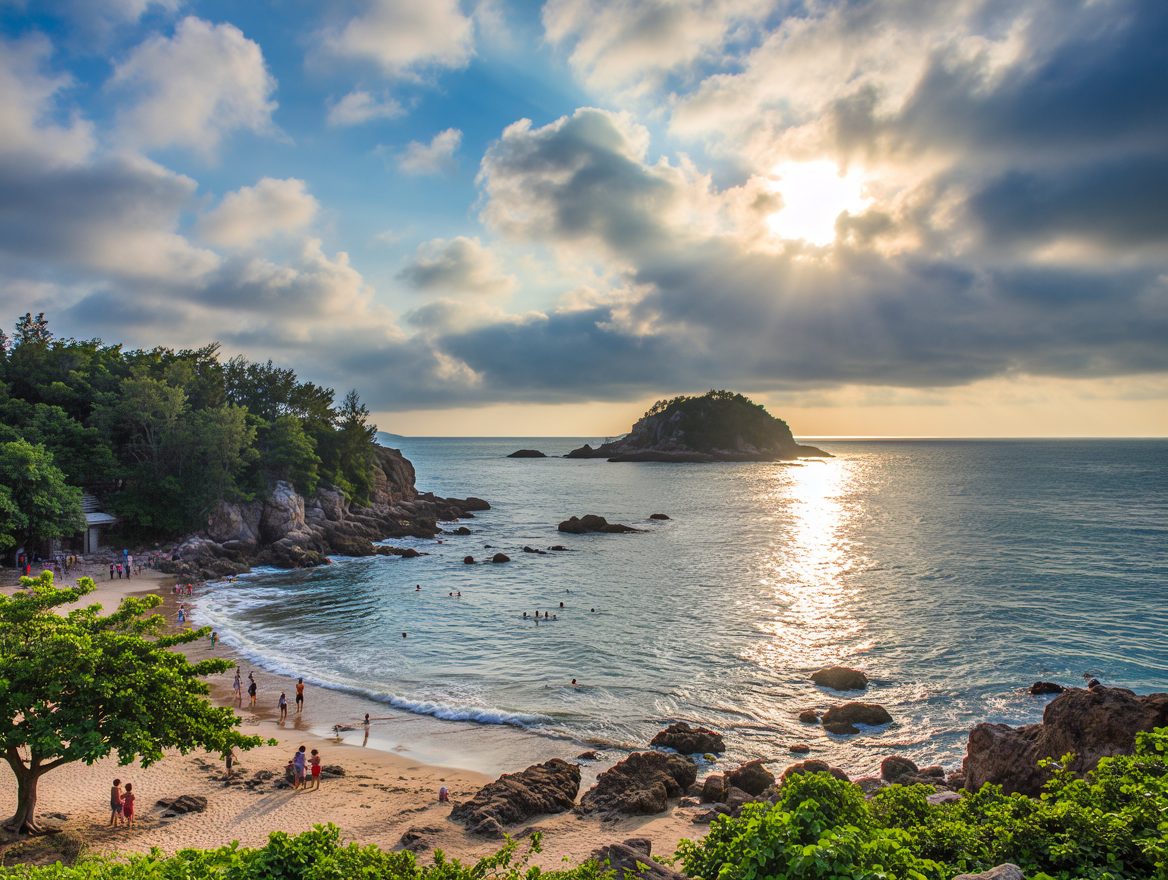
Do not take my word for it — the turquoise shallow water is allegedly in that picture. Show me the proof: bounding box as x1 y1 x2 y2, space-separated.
194 439 1168 774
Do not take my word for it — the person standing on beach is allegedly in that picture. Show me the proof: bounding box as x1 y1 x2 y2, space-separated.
295 678 304 714
121 783 135 829
309 749 321 790
292 746 306 791
362 713 370 747
233 668 242 704
109 779 123 827
224 747 236 779
248 673 257 708
278 691 288 722
109 562 114 580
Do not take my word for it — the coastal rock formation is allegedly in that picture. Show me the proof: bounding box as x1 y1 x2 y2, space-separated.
580 752 697 815
881 756 918 781
155 795 208 814
491 553 511 563
649 722 725 754
564 391 829 462
558 515 642 534
591 838 687 880
1029 681 1065 695
799 710 821 724
780 760 850 783
164 445 490 581
824 722 860 735
726 759 774 795
822 703 893 727
811 666 869 691
450 759 581 828
508 449 547 458
963 686 1168 796
649 513 671 520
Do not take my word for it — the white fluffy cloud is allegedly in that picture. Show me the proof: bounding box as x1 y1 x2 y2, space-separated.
396 128 462 175
199 178 320 249
327 90 405 126
0 35 94 167
396 236 516 296
110 16 278 158
323 0 474 77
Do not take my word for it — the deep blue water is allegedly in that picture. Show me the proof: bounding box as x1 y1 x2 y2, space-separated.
194 439 1168 773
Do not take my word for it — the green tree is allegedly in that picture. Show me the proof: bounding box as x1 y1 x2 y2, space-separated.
257 414 321 496
0 440 84 555
0 572 269 833
13 312 51 346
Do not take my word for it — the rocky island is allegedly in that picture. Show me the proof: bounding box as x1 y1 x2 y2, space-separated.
566 390 829 462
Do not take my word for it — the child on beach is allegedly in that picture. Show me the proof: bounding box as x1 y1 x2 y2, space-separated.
309 749 321 790
292 746 306 791
233 668 242 704
278 691 287 722
248 673 257 708
121 783 135 828
109 779 122 827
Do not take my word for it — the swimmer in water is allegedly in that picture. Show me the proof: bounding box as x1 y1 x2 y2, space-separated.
591 608 595 612
522 611 527 618
559 602 564 608
415 585 420 591
402 632 407 638
571 679 578 686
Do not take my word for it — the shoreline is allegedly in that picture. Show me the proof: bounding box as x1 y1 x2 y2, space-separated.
0 565 706 866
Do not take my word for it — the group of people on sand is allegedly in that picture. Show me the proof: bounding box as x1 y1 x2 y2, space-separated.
234 668 305 719
287 744 322 791
108 779 136 829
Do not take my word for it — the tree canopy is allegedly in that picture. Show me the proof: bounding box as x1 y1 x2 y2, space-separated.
0 571 270 833
0 440 84 553
0 314 382 549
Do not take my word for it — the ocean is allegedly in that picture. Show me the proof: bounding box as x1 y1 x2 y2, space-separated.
192 438 1168 776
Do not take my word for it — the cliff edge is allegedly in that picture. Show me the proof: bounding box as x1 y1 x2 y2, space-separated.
566 391 829 462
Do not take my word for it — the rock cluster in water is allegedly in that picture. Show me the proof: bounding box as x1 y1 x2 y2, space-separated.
507 449 547 458
558 515 642 534
565 390 830 462
164 444 488 581
650 722 725 755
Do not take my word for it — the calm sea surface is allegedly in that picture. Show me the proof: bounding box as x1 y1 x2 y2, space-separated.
194 439 1168 774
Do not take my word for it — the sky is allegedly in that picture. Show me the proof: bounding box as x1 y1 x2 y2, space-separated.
0 0 1165 437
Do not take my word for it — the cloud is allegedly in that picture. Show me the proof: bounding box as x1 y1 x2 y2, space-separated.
0 35 95 167
396 236 516 296
110 16 278 158
327 90 405 127
543 0 771 94
396 128 462 175
323 0 474 77
199 178 320 249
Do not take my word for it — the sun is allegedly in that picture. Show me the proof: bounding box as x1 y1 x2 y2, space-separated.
766 160 872 246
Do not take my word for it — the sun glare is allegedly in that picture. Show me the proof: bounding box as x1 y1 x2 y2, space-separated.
767 160 871 246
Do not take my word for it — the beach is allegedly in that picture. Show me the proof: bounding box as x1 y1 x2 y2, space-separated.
0 565 705 866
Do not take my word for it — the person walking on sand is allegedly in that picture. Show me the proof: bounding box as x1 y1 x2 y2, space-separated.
109 779 123 827
224 746 236 779
295 678 304 713
362 713 370 747
278 691 288 722
233 668 242 704
309 749 321 790
292 746 307 791
210 631 218 649
121 783 136 829
248 673 257 708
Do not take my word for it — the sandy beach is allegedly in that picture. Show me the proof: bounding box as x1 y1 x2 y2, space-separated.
0 565 708 867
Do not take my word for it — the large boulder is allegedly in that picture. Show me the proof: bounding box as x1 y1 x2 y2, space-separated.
205 500 262 547
580 751 697 815
811 666 869 691
822 703 893 727
449 759 581 828
650 722 725 754
963 686 1168 796
880 756 918 781
1029 681 1064 696
558 515 642 534
260 481 306 543
726 760 774 796
591 838 687 880
780 760 850 783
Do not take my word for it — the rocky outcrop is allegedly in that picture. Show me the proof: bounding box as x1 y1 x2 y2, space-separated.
508 449 547 458
726 760 774 796
580 752 697 815
650 723 725 755
155 795 208 814
450 760 581 828
780 760 850 783
649 513 670 520
558 515 642 534
963 686 1168 796
163 444 489 581
811 666 868 691
591 838 687 880
822 703 893 728
880 756 918 781
1029 681 1064 695
799 710 820 724
564 391 829 462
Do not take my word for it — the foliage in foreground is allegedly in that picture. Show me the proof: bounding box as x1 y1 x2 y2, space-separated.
0 825 608 880
678 726 1168 880
1 731 1164 879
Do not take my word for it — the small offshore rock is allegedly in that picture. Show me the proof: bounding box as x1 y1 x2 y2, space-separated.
649 513 670 520
558 515 643 534
577 751 600 761
822 702 893 727
522 546 547 554
491 552 511 563
650 722 725 754
824 722 860 735
450 526 472 535
811 666 869 691
463 556 475 564
881 756 919 781
798 709 820 724
1030 681 1064 695
508 449 547 458
789 744 810 754
548 545 569 551
953 866 1024 880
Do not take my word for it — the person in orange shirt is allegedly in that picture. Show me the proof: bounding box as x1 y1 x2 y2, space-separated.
295 678 304 713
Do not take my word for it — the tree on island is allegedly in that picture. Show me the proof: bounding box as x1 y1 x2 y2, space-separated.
0 440 84 553
0 572 270 834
